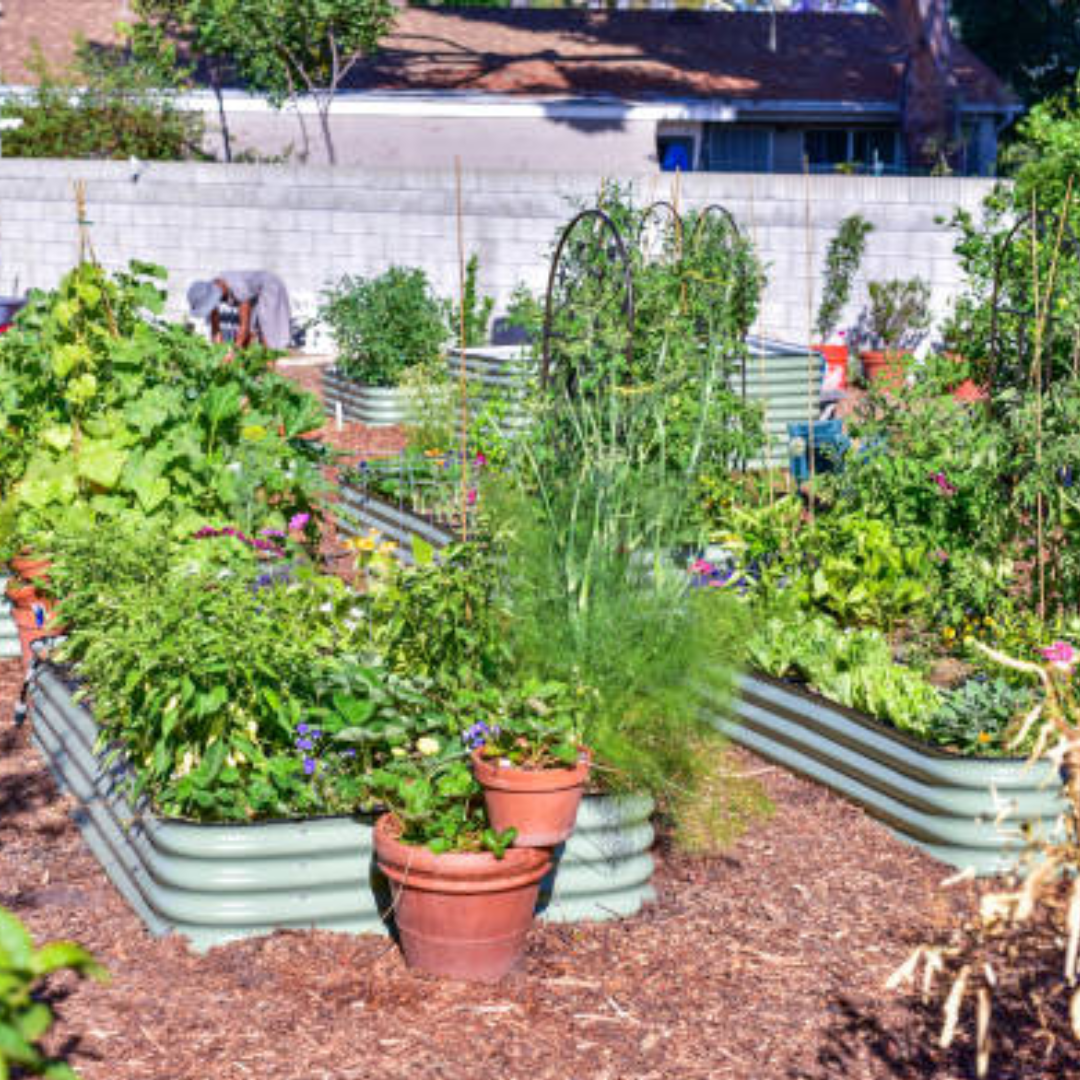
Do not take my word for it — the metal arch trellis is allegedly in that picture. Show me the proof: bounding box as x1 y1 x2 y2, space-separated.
686 203 741 253
635 200 684 265
989 207 1080 393
540 208 635 391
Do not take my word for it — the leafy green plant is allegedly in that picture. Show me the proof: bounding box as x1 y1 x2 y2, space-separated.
0 906 107 1080
0 36 204 161
815 213 874 342
320 267 448 387
862 277 932 352
444 253 494 348
459 679 588 769
930 676 1035 756
0 261 326 547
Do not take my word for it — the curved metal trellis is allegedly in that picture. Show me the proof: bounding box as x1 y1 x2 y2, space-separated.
687 203 741 253
636 200 684 264
540 208 636 391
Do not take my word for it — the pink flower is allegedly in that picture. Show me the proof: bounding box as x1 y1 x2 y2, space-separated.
474 452 487 468
931 471 958 497
466 489 478 507
289 512 310 531
690 559 716 576
931 549 949 563
1042 640 1077 672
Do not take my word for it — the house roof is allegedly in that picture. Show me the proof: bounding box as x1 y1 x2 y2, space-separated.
345 10 1016 109
0 4 1015 111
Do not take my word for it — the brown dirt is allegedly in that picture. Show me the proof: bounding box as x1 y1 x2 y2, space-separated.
0 656 1040 1080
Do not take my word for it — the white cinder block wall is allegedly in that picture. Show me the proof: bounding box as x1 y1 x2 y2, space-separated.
0 160 998 349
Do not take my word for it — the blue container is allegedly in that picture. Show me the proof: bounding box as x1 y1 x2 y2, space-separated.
788 419 849 482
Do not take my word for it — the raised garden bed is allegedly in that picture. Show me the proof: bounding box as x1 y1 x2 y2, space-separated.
334 481 456 560
30 663 656 952
321 368 411 427
713 671 1066 875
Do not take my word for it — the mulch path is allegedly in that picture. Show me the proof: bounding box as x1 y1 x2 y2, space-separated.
0 653 1018 1080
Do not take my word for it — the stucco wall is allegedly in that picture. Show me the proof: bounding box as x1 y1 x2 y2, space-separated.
0 159 998 348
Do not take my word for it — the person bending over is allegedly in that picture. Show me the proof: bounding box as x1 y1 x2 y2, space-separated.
187 270 292 352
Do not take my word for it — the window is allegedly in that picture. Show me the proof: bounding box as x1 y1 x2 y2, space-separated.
702 126 772 172
658 135 696 172
804 128 900 173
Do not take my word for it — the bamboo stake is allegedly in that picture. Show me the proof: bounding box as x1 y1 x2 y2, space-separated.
455 157 470 543
747 173 773 503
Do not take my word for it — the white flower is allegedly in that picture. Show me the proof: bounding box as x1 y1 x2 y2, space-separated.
176 750 197 777
319 602 333 614
416 736 440 757
227 462 243 474
246 719 259 738
391 747 407 759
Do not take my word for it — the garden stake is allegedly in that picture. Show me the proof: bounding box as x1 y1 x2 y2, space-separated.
746 172 773 496
455 156 469 544
802 155 816 520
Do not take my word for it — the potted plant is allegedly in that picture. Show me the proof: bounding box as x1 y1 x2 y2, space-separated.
363 750 551 982
859 277 932 389
814 214 874 391
319 267 448 427
463 680 592 848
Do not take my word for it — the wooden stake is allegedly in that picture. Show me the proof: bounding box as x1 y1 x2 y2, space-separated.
455 157 470 543
747 173 773 502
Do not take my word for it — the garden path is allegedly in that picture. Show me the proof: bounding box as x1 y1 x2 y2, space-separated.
0 656 1018 1080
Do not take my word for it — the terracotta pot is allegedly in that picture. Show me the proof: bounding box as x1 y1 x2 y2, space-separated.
4 578 39 611
472 749 591 848
373 814 550 982
813 343 848 391
12 603 57 669
860 350 907 390
942 353 989 403
10 554 51 583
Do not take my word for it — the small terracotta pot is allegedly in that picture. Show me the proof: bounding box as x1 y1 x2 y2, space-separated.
10 554 51 583
813 343 849 391
472 749 591 848
4 578 39 611
373 814 550 982
860 349 907 391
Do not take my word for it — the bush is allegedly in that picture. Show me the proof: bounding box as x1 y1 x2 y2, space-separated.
319 267 448 386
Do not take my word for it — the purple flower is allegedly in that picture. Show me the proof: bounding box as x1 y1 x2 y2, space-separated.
297 723 310 734
474 452 487 468
463 721 497 750
260 528 286 539
466 488 478 507
342 749 357 758
930 471 958 497
296 737 314 751
289 512 310 531
303 757 317 776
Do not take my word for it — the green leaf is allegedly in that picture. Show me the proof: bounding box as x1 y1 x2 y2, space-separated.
0 908 33 969
411 535 434 566
76 441 128 490
30 941 106 981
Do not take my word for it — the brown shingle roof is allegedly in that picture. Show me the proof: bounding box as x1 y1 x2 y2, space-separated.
0 4 1014 109
347 9 1014 107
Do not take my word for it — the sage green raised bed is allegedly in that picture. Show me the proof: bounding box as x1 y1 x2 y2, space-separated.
714 672 1066 875
30 665 655 952
446 345 535 434
322 367 411 427
731 338 824 468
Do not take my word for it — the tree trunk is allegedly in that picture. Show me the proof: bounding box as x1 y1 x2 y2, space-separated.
870 0 959 172
316 96 337 166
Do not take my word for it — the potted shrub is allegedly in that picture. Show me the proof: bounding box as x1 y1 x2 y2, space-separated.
464 680 592 848
363 749 551 983
859 277 932 389
319 267 448 426
814 214 874 391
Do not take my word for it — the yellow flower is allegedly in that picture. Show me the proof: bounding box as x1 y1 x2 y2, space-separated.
391 747 407 759
378 541 397 555
977 732 992 744
346 535 377 553
416 736 440 757
942 627 956 641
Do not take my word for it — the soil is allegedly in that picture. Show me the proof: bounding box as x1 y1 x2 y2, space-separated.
3 654 1066 1080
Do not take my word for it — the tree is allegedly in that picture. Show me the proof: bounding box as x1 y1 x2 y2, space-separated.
952 0 1080 108
865 0 958 172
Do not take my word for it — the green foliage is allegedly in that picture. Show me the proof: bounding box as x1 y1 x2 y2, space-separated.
0 906 107 1080
0 261 326 548
746 605 944 743
444 253 494 348
815 213 873 342
930 676 1036 757
862 277 932 352
0 37 203 161
320 268 448 386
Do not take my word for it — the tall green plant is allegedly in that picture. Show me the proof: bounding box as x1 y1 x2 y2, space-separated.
815 213 873 342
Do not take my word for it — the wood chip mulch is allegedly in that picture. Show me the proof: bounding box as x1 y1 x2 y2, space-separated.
2 655 1050 1080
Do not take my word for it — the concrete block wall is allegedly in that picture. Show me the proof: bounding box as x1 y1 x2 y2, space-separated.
0 160 998 348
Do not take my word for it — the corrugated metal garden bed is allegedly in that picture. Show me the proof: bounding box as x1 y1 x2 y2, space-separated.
29 663 656 952
714 671 1066 876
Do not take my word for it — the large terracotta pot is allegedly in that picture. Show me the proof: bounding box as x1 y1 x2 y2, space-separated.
472 749 591 848
373 814 550 982
4 579 39 611
860 349 906 390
